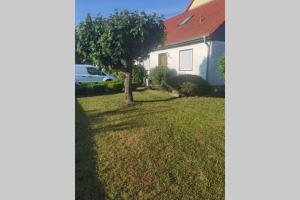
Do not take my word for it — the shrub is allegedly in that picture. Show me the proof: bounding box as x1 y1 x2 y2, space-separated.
149 66 177 86
75 86 86 96
211 85 225 97
80 82 95 95
75 81 125 96
132 82 139 91
166 75 211 96
218 55 225 77
180 82 198 96
94 84 106 94
132 64 147 86
107 80 124 93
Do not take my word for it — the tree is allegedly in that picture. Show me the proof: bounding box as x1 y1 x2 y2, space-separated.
76 11 165 104
218 55 225 77
75 14 100 65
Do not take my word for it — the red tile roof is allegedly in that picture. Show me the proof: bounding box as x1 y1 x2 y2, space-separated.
164 0 225 45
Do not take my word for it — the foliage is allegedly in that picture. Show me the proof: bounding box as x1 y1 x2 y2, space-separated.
75 81 124 96
75 86 86 96
76 11 165 104
149 65 177 85
166 75 211 96
94 84 107 94
79 82 95 95
75 14 100 65
218 55 225 77
211 85 225 97
132 64 147 86
98 11 165 70
179 82 198 96
114 71 126 81
107 80 124 93
76 90 224 199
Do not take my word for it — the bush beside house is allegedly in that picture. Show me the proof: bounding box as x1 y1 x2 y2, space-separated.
148 66 218 97
149 66 177 86
166 75 211 96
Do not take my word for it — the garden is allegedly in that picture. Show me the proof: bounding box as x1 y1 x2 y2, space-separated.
75 10 225 200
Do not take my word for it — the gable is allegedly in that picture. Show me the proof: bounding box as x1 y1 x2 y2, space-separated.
187 0 214 11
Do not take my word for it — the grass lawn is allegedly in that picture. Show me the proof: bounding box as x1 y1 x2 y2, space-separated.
76 90 224 200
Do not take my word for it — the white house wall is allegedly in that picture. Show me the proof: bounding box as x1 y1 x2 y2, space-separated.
143 40 225 86
208 41 225 85
144 42 209 77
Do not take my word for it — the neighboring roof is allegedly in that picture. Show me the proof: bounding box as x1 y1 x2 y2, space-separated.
164 0 224 46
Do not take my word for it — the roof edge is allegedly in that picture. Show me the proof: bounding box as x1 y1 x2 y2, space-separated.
154 35 212 51
185 0 195 12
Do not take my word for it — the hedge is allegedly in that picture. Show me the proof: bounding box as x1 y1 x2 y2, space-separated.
75 80 124 96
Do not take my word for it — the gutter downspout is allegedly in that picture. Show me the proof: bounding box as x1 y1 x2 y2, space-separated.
203 35 211 82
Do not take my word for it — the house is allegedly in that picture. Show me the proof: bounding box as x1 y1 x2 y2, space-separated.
143 0 225 86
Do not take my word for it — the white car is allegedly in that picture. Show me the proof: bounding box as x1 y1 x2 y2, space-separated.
75 64 117 85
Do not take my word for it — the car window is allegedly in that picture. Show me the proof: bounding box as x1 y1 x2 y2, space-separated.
87 67 99 75
98 70 105 76
75 67 86 75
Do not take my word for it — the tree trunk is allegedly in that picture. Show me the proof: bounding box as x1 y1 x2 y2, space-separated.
124 71 134 105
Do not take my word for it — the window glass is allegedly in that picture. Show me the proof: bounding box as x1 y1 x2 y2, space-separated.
75 67 86 75
87 67 99 75
179 49 193 71
98 70 105 76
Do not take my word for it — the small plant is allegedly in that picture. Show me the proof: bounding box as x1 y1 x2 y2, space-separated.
149 66 177 86
132 64 147 86
166 75 211 96
180 82 198 96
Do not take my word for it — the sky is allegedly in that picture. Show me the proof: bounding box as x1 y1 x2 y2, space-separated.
76 0 191 24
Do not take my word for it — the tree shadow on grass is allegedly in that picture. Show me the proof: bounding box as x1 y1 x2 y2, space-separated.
134 97 178 103
76 99 173 199
87 105 172 135
76 100 106 200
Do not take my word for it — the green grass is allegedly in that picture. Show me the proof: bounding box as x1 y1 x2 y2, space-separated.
76 90 224 200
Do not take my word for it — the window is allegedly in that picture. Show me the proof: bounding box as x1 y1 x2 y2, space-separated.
179 15 194 26
75 67 87 75
87 67 99 75
158 53 168 66
179 49 193 71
